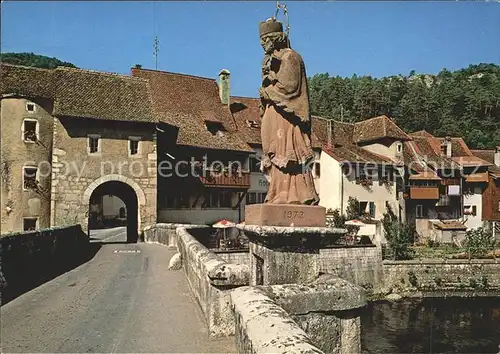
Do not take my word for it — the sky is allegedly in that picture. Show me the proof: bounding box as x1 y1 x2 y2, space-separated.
1 1 499 97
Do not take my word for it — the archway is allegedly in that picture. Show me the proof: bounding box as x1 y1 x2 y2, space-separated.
86 180 140 243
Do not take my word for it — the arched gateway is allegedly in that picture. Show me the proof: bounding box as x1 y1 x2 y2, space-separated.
82 175 146 243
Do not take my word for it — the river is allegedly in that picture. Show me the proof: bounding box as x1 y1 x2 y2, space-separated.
361 297 500 354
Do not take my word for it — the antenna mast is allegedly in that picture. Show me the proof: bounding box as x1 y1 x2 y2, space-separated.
153 36 159 70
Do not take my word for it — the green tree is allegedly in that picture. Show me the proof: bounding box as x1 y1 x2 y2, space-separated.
0 52 76 69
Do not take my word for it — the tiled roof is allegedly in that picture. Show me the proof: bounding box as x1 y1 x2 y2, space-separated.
131 68 253 152
0 64 156 123
471 149 500 178
432 220 467 230
353 115 411 144
323 145 394 165
230 96 262 146
312 116 395 165
54 67 155 122
471 149 495 164
0 64 55 99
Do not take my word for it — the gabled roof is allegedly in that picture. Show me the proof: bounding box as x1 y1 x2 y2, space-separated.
312 116 396 165
1 63 156 123
131 68 253 153
353 115 411 144
471 149 500 178
54 67 155 122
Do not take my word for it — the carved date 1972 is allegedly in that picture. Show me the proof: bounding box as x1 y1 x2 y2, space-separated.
284 210 305 219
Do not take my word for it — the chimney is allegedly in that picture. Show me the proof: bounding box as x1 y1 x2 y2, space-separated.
131 64 142 77
495 146 500 167
218 69 230 105
443 136 452 158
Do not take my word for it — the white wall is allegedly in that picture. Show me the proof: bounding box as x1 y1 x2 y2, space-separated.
318 152 342 212
464 188 483 230
342 168 398 219
361 140 403 160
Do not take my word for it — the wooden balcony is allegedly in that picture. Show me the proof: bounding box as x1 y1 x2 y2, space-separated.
199 169 250 189
409 186 439 200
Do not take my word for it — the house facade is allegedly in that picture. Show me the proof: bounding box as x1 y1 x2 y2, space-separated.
1 64 157 240
312 115 409 221
403 130 492 242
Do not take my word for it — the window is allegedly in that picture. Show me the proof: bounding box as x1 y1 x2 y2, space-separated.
129 136 141 156
205 121 226 136
314 162 320 178
358 201 375 218
23 218 38 231
23 119 38 142
464 205 477 216
26 102 35 113
249 156 260 173
88 135 100 154
246 192 257 205
416 205 424 218
23 166 38 190
396 142 403 154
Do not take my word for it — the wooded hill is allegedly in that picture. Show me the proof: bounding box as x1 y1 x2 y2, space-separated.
0 52 76 69
308 63 500 149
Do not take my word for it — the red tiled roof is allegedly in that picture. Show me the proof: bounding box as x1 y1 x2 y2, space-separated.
353 115 411 144
132 68 253 152
1 63 156 123
471 149 495 164
229 96 262 146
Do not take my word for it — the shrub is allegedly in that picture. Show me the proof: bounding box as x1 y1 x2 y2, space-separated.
408 271 418 287
383 204 415 260
464 227 495 258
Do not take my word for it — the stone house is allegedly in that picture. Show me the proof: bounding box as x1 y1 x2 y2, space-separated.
1 64 157 240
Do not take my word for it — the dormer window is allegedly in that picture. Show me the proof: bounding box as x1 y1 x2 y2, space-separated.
245 120 259 129
205 121 226 136
26 102 36 113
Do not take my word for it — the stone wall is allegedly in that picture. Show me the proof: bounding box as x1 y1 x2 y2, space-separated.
142 223 205 249
0 224 89 304
176 227 249 337
318 245 383 292
383 259 500 295
214 250 249 265
1 97 54 233
231 276 367 354
50 117 157 233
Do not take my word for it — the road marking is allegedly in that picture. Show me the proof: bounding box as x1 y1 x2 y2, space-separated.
101 230 127 242
113 250 141 254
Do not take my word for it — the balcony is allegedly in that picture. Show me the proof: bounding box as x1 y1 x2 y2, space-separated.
199 169 250 189
409 186 439 200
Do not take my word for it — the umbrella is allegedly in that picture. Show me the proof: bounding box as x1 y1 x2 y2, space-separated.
212 220 236 248
212 219 236 228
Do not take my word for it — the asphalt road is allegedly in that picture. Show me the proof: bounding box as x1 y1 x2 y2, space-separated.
1 227 235 353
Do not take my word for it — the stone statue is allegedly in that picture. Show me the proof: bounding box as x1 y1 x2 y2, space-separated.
258 18 319 205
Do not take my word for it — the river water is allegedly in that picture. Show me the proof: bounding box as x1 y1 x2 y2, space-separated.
361 297 500 354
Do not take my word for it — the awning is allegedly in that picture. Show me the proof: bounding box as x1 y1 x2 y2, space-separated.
465 172 489 183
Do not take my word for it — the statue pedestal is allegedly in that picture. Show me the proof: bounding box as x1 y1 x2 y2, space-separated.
245 204 326 227
238 222 346 286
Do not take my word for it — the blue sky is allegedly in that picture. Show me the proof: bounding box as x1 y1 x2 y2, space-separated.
2 1 499 97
